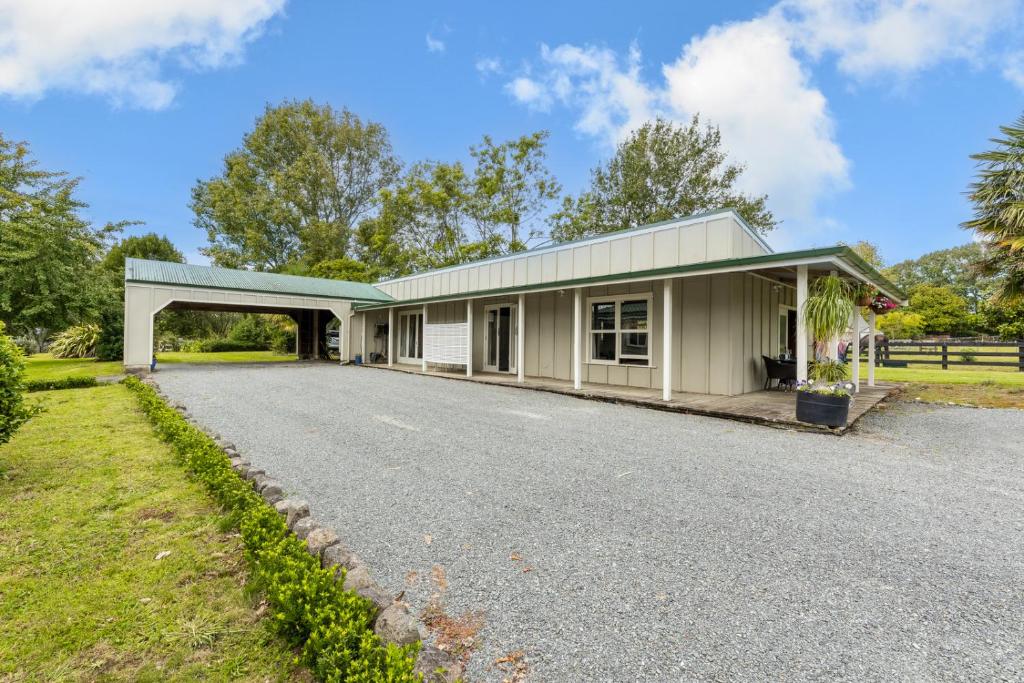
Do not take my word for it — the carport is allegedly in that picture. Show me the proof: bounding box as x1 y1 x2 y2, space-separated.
122 258 393 371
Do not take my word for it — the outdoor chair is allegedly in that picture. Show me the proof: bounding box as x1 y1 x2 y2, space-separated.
763 355 797 390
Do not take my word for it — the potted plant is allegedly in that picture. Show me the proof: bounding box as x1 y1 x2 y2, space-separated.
869 295 897 315
796 382 852 428
803 273 854 345
853 284 875 307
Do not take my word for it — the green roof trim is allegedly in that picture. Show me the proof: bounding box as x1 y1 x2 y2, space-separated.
355 245 906 311
125 258 394 302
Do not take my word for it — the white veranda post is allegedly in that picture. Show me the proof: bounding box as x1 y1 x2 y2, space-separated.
850 307 860 392
573 288 582 390
466 300 473 377
868 310 876 387
517 293 525 383
662 279 673 401
388 308 394 367
421 304 428 372
796 265 808 383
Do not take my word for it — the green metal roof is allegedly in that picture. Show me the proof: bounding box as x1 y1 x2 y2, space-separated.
125 258 394 302
355 245 906 311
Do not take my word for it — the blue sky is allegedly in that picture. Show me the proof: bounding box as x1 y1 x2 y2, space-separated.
1 0 1022 266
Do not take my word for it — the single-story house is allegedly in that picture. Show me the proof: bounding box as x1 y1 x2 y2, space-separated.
124 209 903 398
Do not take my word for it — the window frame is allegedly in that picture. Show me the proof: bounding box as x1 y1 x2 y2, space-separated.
586 293 653 367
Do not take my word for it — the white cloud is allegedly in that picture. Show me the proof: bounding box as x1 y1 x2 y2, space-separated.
501 0 1024 231
475 56 502 78
0 0 285 109
774 0 1021 82
426 33 446 53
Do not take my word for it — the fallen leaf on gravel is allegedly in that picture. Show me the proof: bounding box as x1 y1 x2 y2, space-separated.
522 566 533 573
430 565 448 592
154 550 171 560
423 534 433 545
509 553 521 562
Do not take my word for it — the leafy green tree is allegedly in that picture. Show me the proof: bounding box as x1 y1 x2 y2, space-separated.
883 243 996 313
100 233 183 273
549 116 775 242
962 113 1024 302
842 240 884 268
0 134 118 349
192 100 401 271
310 257 378 283
877 311 927 340
0 321 39 445
907 285 973 335
469 131 560 252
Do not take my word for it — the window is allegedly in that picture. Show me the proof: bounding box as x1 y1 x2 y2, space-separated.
399 312 423 360
589 296 651 366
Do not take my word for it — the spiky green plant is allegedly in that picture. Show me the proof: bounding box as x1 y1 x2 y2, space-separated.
809 359 850 383
963 114 1024 302
49 324 100 359
803 274 853 342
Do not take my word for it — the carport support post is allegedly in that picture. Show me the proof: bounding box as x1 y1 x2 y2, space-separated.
867 310 876 387
517 293 525 383
466 300 473 377
850 307 860 393
421 304 428 372
388 308 394 367
572 288 582 390
662 279 672 401
796 265 808 383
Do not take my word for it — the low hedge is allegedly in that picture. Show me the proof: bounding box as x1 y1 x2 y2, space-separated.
188 339 268 353
25 376 99 392
122 376 421 682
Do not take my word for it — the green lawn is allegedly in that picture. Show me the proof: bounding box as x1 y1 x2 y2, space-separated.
0 385 308 681
24 351 298 382
860 363 1024 386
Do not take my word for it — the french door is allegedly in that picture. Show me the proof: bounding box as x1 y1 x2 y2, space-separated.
484 304 517 373
398 312 423 363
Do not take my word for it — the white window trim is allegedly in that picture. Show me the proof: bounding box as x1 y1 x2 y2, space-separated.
586 293 653 367
778 304 796 358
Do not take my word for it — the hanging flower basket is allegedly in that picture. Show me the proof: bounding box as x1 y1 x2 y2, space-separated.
869 295 897 314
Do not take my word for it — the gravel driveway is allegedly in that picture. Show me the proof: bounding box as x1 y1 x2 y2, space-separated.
154 363 1024 682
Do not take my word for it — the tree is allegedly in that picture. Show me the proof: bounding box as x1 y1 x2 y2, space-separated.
310 257 378 283
877 311 926 340
843 240 884 268
883 243 996 313
549 116 775 242
907 285 973 335
469 131 560 252
100 233 183 273
192 100 401 271
0 134 118 348
0 321 39 445
962 113 1024 302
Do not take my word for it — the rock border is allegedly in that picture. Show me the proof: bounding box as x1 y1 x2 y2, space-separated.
142 376 463 683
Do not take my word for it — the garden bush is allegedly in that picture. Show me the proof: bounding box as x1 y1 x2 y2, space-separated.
0 321 41 445
25 376 98 392
228 315 274 349
122 377 420 681
270 326 297 354
95 305 124 361
188 338 267 353
50 324 100 359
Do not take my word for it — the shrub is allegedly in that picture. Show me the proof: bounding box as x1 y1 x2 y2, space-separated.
95 305 124 361
122 377 420 681
0 322 41 445
25 376 98 392
270 327 297 355
996 321 1024 341
50 324 100 359
191 338 266 353
878 310 926 340
228 316 273 349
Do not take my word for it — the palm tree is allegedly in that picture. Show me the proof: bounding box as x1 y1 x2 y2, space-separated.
963 114 1024 302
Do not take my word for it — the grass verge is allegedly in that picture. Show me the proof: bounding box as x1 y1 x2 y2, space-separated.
122 376 421 681
898 382 1024 409
0 385 307 680
158 351 297 365
24 354 122 382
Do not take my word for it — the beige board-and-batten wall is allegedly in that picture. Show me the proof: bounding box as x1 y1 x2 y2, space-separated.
353 273 795 396
371 212 769 302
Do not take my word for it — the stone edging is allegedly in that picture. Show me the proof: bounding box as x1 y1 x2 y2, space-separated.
144 377 463 683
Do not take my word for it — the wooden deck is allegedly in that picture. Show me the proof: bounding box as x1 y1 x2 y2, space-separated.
360 363 899 434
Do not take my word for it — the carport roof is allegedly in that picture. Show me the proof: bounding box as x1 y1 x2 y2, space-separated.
125 258 394 302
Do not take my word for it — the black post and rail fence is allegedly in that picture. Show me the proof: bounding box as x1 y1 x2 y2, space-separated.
859 339 1024 371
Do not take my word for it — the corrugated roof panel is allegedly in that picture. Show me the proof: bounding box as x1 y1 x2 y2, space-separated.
125 258 394 302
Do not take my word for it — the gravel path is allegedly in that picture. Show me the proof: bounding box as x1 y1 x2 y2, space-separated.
154 363 1024 682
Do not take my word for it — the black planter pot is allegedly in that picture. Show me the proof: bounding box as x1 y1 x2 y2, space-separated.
796 391 850 428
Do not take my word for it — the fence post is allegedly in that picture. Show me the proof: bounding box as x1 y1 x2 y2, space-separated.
941 343 948 370
1018 341 1024 372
